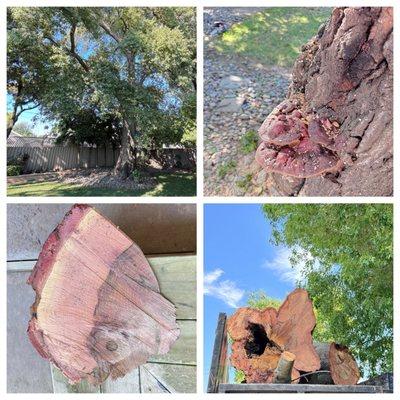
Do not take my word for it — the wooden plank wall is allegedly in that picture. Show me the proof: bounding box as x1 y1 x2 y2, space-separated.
7 146 119 172
207 313 228 393
7 204 196 393
7 146 196 172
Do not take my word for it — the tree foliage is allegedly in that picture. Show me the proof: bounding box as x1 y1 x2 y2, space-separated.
262 204 393 376
55 109 122 147
246 291 281 310
7 7 196 174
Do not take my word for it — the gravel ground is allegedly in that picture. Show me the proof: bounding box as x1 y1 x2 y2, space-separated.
203 8 291 196
59 168 156 190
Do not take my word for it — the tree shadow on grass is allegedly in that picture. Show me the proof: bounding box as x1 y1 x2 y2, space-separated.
215 7 333 68
7 172 196 197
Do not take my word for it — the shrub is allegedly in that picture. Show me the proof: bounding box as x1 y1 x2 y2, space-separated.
217 160 237 179
7 153 29 175
131 170 142 183
240 130 259 154
7 165 22 176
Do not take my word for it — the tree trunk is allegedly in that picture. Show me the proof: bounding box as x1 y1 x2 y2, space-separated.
256 7 393 196
27 204 180 385
308 342 360 385
7 122 15 138
114 119 135 179
7 99 20 138
227 289 360 385
227 289 320 383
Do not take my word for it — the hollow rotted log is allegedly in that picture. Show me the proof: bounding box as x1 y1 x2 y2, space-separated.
308 342 360 385
227 288 320 383
27 204 180 384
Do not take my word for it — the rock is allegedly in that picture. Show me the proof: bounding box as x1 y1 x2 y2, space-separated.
219 75 249 90
216 97 244 113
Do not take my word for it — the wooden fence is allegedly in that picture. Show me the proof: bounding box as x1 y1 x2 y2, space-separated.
7 145 196 173
8 146 119 172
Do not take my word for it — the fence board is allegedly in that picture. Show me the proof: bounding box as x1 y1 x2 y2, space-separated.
218 383 384 393
8 145 195 172
139 364 196 393
149 320 196 365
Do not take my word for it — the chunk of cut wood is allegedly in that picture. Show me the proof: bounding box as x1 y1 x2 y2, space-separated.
273 351 296 383
227 288 320 383
27 204 180 385
270 288 320 372
310 342 360 385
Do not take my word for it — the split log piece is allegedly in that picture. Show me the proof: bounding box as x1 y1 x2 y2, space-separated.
273 351 296 383
309 342 360 385
27 204 180 385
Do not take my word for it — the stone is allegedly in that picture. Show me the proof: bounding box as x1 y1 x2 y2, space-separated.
216 97 244 113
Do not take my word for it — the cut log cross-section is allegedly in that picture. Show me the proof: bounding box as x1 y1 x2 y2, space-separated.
310 342 360 385
227 288 360 385
227 288 319 383
27 204 180 385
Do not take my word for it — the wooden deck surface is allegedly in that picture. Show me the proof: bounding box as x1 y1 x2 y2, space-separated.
7 255 196 393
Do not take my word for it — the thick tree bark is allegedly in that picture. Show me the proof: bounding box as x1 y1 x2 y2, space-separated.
114 119 136 179
256 7 393 196
227 289 319 383
27 204 180 384
7 105 18 138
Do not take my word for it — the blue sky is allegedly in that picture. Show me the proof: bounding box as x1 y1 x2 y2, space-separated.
203 204 302 389
7 95 51 136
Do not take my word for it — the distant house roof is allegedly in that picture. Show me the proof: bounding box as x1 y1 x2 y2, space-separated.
7 131 57 147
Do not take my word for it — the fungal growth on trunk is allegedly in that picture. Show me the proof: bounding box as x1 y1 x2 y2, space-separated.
256 98 344 178
27 204 180 385
255 7 393 196
227 288 360 385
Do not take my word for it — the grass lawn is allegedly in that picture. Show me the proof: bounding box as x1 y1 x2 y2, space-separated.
7 172 196 197
215 7 332 68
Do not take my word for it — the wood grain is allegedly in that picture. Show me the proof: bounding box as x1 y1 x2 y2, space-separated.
8 255 196 320
8 248 196 392
27 204 180 385
227 289 320 383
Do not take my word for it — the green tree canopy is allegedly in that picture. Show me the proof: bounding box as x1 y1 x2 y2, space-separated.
55 109 122 147
262 204 393 376
7 7 196 176
246 291 281 310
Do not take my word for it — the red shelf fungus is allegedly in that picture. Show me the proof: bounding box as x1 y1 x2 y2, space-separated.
27 204 180 384
256 101 343 178
254 7 393 196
